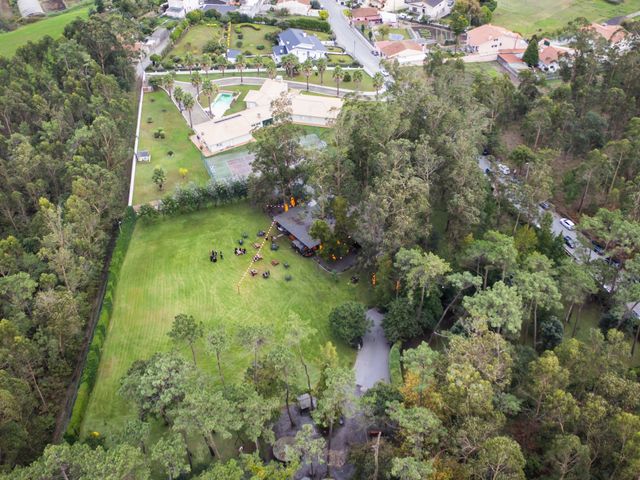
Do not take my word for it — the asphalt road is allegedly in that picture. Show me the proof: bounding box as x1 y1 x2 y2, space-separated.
319 0 382 76
354 309 390 393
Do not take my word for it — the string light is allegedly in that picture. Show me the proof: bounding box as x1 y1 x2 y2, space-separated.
236 219 278 293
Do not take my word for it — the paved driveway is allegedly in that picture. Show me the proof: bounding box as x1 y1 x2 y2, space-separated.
354 308 390 394
319 0 382 76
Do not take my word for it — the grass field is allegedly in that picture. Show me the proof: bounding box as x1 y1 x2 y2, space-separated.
0 3 90 58
493 0 640 36
134 91 210 205
81 203 371 442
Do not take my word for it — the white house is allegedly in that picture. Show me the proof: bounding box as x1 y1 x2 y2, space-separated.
465 24 528 56
404 0 452 20
165 0 201 18
275 0 311 16
192 79 342 155
272 28 327 63
375 40 425 64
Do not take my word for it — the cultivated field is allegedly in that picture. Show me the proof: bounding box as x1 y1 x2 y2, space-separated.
81 203 370 439
0 3 90 58
492 0 640 36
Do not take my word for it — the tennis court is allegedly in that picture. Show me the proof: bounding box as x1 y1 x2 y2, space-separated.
203 134 325 182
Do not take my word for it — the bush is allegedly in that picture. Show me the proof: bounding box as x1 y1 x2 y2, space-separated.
285 274 293 281
256 44 265 50
389 341 403 387
236 40 243 47
343 72 351 82
146 116 153 123
237 32 244 39
329 301 370 347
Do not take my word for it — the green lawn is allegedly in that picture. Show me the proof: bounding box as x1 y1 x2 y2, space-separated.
231 23 281 55
170 23 224 57
382 27 409 40
0 3 90 58
134 91 209 205
493 0 640 36
177 68 374 91
81 203 371 442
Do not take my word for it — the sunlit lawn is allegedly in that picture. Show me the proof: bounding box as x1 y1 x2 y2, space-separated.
134 91 210 205
493 0 640 36
82 202 371 444
0 3 90 58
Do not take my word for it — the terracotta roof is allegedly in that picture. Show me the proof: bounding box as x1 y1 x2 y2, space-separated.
466 24 522 46
498 53 525 64
588 23 627 43
375 40 423 57
539 45 570 64
351 7 379 17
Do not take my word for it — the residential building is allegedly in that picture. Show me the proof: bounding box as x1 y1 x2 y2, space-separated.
202 0 238 15
375 40 425 64
192 78 342 155
465 24 528 55
272 28 327 63
165 0 201 18
497 52 529 76
17 0 44 17
405 0 452 20
274 203 325 256
351 7 382 25
587 22 628 44
276 0 312 16
537 39 573 72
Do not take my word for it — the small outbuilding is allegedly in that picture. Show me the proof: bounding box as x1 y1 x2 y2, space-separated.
297 393 317 412
274 204 326 257
136 150 151 162
17 0 45 17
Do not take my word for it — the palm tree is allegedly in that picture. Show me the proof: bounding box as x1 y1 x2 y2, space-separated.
281 53 299 78
352 69 363 92
183 92 195 129
332 65 344 95
265 58 277 79
163 72 176 98
301 59 313 91
253 55 264 77
373 72 384 99
185 52 195 74
174 86 185 110
200 54 212 76
235 55 246 84
202 79 219 117
191 71 202 99
315 57 327 85
216 55 228 77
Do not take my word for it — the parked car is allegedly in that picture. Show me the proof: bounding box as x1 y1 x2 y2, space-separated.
371 49 379 56
559 218 575 230
563 235 576 249
539 201 550 210
592 240 605 255
497 163 510 175
606 257 622 269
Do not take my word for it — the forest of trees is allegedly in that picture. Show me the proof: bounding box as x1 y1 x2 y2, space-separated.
0 13 137 469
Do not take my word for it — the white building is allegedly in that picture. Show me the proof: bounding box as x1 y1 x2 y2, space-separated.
165 0 201 18
465 24 528 56
375 40 425 65
192 79 342 155
272 28 327 63
405 0 452 19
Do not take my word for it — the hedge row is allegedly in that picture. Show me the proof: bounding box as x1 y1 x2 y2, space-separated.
65 207 138 440
138 178 249 220
389 341 403 388
276 17 331 33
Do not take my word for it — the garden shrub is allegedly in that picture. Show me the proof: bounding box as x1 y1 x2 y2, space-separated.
237 32 244 39
64 208 137 441
343 72 351 82
236 40 243 47
329 301 370 347
276 17 330 33
256 44 265 50
389 341 403 387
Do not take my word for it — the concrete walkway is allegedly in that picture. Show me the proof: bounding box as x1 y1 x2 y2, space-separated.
354 309 390 394
173 81 210 125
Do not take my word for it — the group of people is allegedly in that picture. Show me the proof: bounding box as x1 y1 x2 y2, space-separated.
234 247 247 256
210 250 223 263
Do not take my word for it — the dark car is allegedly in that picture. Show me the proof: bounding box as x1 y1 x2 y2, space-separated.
563 235 576 249
482 147 490 156
592 240 605 255
539 201 550 210
606 257 622 269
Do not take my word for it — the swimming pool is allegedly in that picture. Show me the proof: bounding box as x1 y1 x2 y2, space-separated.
210 92 234 117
